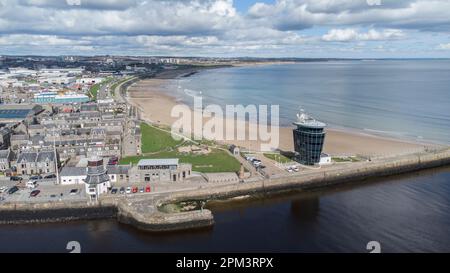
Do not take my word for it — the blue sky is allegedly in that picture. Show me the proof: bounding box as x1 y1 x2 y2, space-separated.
1 0 450 58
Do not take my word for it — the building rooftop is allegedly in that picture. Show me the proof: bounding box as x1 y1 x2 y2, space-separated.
138 159 179 166
293 111 326 128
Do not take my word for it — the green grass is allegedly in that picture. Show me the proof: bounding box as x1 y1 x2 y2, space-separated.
141 123 183 153
89 83 101 100
332 157 361 163
264 153 294 164
120 149 241 173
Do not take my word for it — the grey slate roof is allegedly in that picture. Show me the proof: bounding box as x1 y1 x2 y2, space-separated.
138 159 179 166
17 152 38 163
37 151 56 162
60 167 87 177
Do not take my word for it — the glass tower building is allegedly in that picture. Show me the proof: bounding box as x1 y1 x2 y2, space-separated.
293 112 326 165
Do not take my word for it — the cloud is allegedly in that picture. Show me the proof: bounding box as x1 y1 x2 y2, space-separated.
322 28 405 42
0 0 449 57
437 43 450 50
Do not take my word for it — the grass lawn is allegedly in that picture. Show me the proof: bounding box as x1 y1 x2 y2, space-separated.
141 123 183 153
120 149 241 173
264 153 294 164
332 157 361 163
89 83 101 100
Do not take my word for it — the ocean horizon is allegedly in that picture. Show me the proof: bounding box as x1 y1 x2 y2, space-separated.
166 60 450 145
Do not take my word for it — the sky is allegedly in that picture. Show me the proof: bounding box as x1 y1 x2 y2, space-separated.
1 0 450 58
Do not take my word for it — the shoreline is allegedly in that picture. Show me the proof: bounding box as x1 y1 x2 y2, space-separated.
128 71 439 157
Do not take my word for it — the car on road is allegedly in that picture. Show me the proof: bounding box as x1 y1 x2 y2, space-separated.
145 186 151 193
0 186 8 193
50 194 57 198
126 187 132 194
119 187 125 194
8 186 19 195
30 190 41 197
70 189 79 195
44 174 57 179
111 188 118 194
10 176 23 182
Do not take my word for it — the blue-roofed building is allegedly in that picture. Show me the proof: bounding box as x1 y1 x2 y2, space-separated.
0 104 43 123
34 92 90 104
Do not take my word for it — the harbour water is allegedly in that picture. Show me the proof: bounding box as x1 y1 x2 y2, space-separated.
1 166 449 253
169 60 450 144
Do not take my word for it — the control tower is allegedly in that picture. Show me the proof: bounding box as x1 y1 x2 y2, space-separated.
293 111 327 165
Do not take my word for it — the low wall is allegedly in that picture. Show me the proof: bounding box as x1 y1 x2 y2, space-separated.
0 202 117 225
117 201 214 232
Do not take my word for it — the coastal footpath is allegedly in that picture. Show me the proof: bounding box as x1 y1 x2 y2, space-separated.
1 148 450 231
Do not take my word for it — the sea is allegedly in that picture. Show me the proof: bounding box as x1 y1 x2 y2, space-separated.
1 60 450 253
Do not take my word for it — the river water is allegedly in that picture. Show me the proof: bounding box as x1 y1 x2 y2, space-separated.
1 166 449 253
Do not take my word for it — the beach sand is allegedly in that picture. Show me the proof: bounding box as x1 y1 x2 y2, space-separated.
129 78 431 158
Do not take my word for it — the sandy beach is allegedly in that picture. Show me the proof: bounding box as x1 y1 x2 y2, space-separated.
128 76 433 158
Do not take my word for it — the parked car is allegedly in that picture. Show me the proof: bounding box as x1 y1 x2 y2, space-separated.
70 189 79 195
44 174 57 179
10 176 23 182
26 180 38 189
140 187 144 193
30 175 43 181
111 188 118 194
126 187 132 194
119 187 125 194
50 194 57 198
8 186 19 195
145 186 151 193
30 190 41 197
132 187 138 194
0 186 8 193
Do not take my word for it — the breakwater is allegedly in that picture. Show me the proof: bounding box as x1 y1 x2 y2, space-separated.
1 148 450 231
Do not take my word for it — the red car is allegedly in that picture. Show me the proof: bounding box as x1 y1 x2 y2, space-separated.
30 190 41 197
132 187 138 193
145 186 151 193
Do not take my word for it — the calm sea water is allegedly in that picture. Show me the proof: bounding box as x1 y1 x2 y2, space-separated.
169 60 450 144
1 166 450 253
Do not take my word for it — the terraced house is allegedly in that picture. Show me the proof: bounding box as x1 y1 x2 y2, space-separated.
16 150 58 175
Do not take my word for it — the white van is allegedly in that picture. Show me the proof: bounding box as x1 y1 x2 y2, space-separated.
27 180 38 189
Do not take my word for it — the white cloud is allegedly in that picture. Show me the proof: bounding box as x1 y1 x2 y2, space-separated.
322 28 405 42
437 43 450 50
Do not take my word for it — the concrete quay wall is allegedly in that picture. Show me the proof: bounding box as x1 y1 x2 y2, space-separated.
0 202 117 225
160 149 450 203
116 201 214 232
